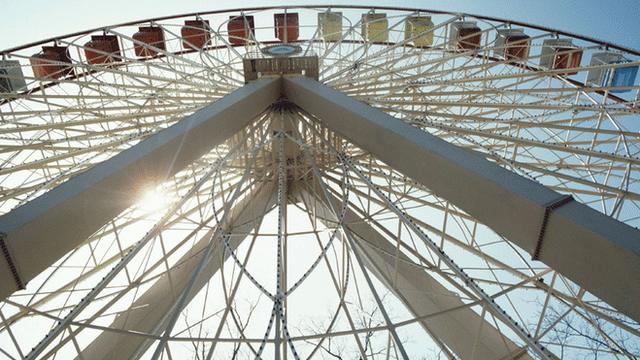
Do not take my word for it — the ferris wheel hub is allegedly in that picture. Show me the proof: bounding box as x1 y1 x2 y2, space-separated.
242 55 318 82
261 44 302 57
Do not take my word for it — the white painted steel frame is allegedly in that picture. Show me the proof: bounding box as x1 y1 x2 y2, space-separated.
295 183 534 359
1 6 639 358
283 75 640 322
3 74 637 358
0 77 281 300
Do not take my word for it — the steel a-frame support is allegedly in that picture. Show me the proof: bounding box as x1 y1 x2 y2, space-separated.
0 77 281 300
283 75 640 322
1 73 637 359
78 183 276 360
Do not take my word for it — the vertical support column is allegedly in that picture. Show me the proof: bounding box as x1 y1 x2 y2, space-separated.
274 130 286 360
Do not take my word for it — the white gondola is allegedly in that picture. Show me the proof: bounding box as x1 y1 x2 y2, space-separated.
318 11 342 42
0 60 27 93
587 52 638 92
361 13 388 43
405 15 434 47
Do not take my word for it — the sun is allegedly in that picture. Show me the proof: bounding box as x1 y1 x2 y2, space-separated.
137 187 171 213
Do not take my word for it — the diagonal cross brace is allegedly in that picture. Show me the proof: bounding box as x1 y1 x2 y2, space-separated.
77 183 277 360
283 75 640 322
295 183 533 360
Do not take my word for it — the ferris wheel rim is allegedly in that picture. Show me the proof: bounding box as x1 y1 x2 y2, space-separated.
2 47 635 108
1 4 638 56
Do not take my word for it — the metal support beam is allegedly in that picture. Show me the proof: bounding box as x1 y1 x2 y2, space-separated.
295 184 532 360
283 75 640 322
0 77 281 300
77 183 276 360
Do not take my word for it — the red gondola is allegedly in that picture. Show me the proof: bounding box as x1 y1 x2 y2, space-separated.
30 46 73 79
132 26 165 57
181 20 210 50
552 47 583 75
450 22 482 50
504 34 531 61
84 35 121 65
228 15 255 45
274 13 299 42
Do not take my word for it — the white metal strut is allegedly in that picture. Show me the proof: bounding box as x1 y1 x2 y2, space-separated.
282 75 640 322
0 77 281 300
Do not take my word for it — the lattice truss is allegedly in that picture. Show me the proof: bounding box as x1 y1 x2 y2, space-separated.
0 6 638 360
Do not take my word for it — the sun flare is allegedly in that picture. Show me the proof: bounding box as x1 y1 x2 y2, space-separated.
137 187 171 212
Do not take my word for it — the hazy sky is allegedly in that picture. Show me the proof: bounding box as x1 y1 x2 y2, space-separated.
0 0 639 50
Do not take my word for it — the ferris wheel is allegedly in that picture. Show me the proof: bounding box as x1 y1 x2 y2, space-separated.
0 5 638 359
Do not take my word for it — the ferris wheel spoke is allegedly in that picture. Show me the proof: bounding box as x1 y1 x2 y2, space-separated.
297 113 538 358
316 16 365 74
406 111 639 140
423 126 640 208
324 164 543 277
325 39 450 88
339 123 635 216
1 104 202 125
408 118 640 165
103 28 240 86
294 198 373 358
340 160 552 358
11 56 218 97
150 181 271 359
9 75 227 101
300 163 412 359
382 107 638 167
205 220 267 359
61 48 223 94
340 59 640 101
338 165 636 359
370 97 640 115
334 14 459 81
329 36 514 91
458 61 639 89
162 24 246 83
322 172 533 278
24 137 259 359
0 107 199 137
477 151 640 206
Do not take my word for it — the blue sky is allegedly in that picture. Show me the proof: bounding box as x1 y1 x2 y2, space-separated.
0 0 639 50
